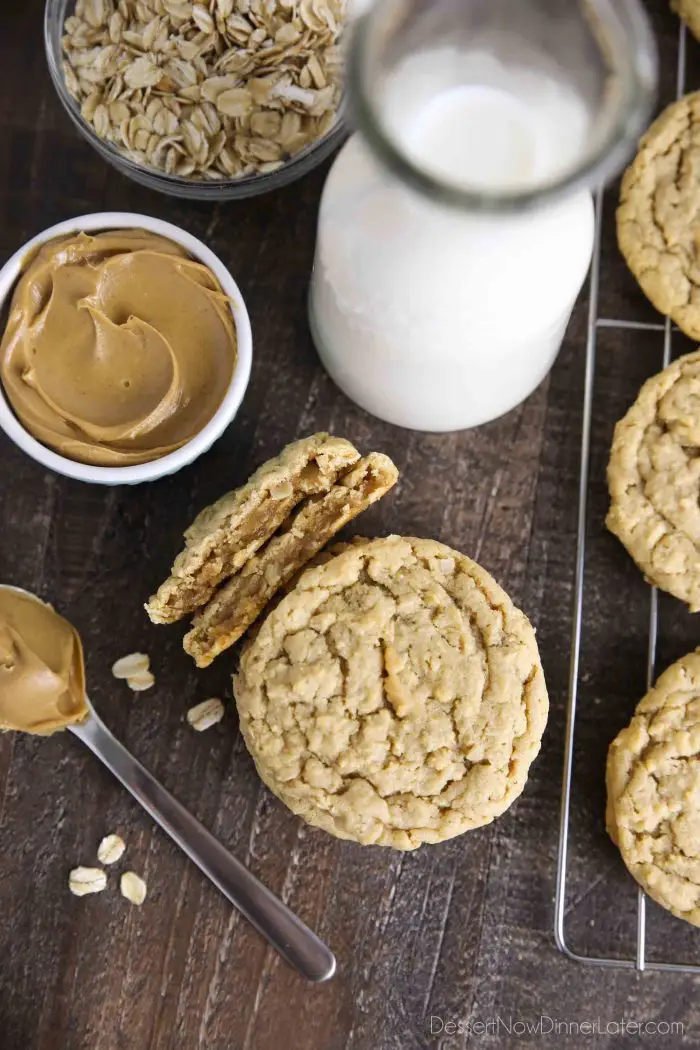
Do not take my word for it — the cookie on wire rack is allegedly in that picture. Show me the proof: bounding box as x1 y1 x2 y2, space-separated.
617 90 700 339
607 348 700 610
672 0 700 41
607 649 700 926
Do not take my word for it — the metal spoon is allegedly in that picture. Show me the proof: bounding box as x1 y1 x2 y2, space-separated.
1 585 336 983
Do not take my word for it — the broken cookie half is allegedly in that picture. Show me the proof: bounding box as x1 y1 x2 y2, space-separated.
145 434 399 666
145 432 360 625
184 454 399 667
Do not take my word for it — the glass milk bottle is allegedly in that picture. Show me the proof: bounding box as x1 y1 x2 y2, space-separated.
309 0 657 432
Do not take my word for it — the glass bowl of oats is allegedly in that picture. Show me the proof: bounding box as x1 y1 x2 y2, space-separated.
44 0 346 199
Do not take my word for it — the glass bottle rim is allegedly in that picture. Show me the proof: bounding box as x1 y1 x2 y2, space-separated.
346 0 658 213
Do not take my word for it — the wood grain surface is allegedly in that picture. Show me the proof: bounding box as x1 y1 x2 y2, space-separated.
2 3 700 1048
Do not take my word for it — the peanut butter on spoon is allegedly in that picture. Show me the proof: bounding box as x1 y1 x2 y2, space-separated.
0 587 87 734
0 585 335 979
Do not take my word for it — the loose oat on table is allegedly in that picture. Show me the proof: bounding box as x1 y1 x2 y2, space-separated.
127 669 156 691
69 866 108 896
184 453 398 667
120 871 148 905
617 91 700 338
607 349 700 610
112 652 150 678
145 433 359 624
97 834 126 865
234 536 549 850
187 697 225 730
61 0 345 181
607 649 700 926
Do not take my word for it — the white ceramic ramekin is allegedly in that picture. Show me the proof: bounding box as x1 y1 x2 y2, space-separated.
0 212 252 485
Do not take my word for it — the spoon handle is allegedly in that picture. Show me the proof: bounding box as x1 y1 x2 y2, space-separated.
70 712 335 982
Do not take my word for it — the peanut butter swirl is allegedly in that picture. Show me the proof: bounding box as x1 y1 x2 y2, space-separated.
0 229 237 466
0 588 88 735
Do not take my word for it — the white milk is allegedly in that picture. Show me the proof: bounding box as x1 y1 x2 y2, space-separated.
309 50 595 431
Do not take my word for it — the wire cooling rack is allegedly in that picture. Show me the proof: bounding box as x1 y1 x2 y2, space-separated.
553 22 700 974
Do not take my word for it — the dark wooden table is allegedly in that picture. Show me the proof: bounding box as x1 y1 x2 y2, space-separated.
3 3 700 1048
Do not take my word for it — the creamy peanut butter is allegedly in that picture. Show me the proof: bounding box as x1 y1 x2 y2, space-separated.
0 588 88 734
0 229 237 466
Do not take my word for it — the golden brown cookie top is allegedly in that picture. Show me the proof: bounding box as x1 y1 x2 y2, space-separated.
617 91 700 338
607 349 700 609
234 536 548 850
672 0 700 41
607 649 700 925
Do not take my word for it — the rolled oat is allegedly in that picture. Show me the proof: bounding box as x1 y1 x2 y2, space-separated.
127 669 156 691
97 834 127 865
112 652 150 678
69 866 108 896
120 871 148 905
186 697 225 730
61 0 345 181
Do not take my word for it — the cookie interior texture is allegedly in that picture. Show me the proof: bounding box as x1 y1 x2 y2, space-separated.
234 536 548 850
617 90 700 339
607 649 700 926
607 348 700 610
184 455 398 667
145 433 360 624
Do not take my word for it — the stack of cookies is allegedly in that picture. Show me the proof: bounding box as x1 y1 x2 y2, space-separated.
145 433 399 666
146 435 550 851
606 57 700 922
234 536 549 850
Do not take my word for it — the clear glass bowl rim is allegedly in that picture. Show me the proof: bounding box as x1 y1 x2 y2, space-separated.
44 0 347 201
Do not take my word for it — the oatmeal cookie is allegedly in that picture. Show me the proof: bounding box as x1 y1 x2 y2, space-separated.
607 349 700 609
145 434 359 624
240 539 370 651
606 650 700 925
672 0 700 41
183 456 398 667
234 536 548 850
617 91 700 338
